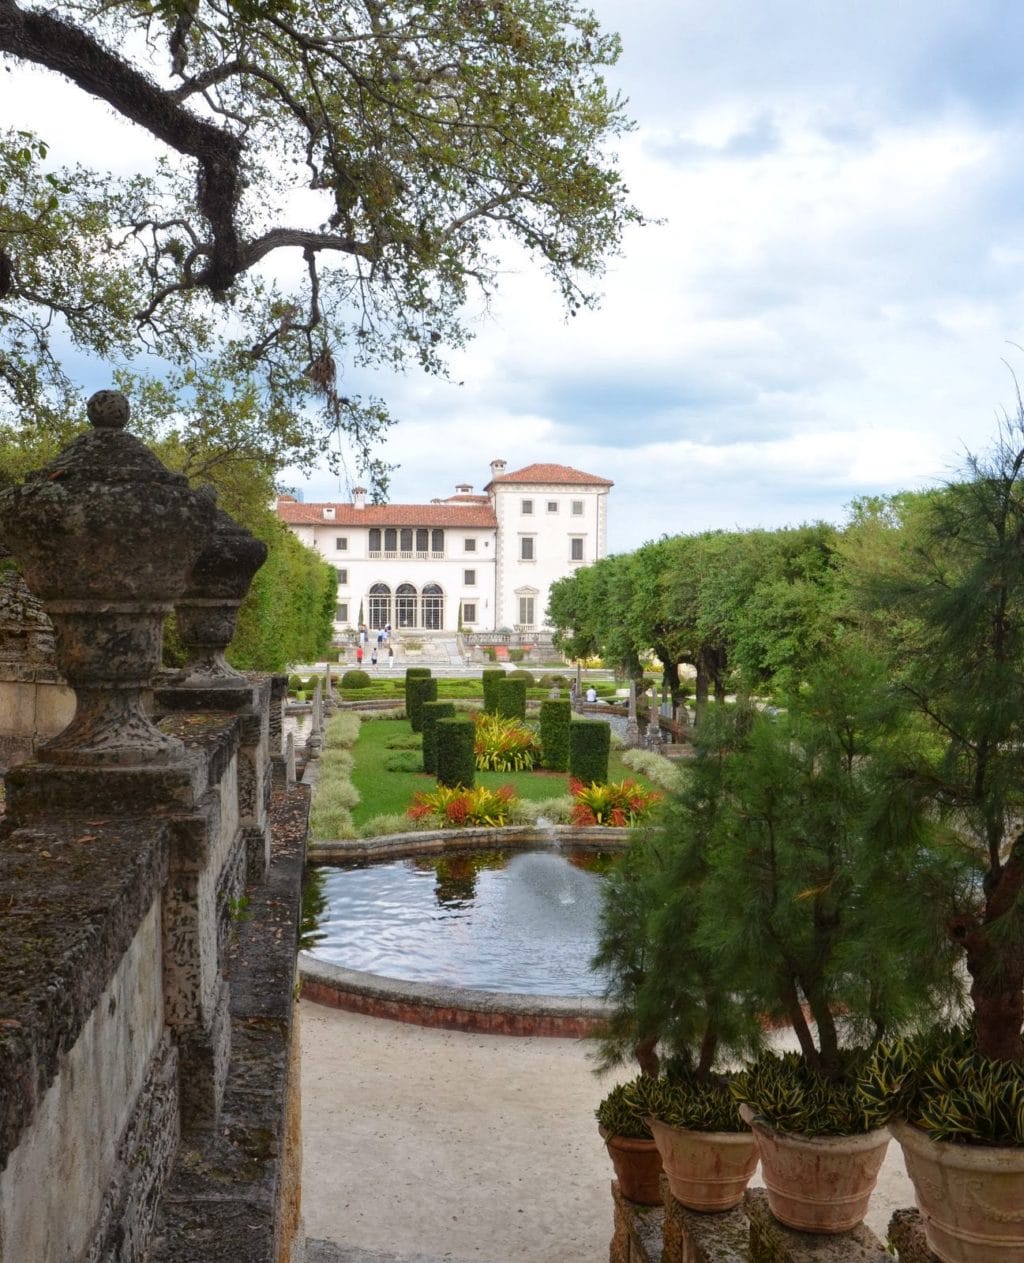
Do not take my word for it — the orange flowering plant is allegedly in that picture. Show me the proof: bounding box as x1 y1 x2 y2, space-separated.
569 778 663 827
408 783 518 827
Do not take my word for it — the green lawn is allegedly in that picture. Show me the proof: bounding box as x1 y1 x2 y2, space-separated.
349 716 649 827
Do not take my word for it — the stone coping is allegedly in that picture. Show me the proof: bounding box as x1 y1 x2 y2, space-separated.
299 953 611 1038
307 822 630 862
302 823 624 1036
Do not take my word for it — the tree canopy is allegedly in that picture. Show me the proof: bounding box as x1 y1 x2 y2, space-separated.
0 0 640 490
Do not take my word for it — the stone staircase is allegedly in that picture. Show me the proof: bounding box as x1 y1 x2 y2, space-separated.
393 632 464 667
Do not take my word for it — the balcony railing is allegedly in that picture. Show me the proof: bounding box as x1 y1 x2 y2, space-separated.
368 550 446 560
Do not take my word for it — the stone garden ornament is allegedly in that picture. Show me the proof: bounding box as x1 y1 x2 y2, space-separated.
0 390 216 765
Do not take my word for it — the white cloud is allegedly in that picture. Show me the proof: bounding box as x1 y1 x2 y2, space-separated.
10 3 1024 556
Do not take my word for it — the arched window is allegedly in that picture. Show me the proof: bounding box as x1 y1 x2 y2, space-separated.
400 528 413 552
368 528 381 552
416 528 429 553
422 583 444 631
431 528 445 554
396 582 418 628
368 583 391 629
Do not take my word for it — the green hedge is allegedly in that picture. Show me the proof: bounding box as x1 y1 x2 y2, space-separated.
481 667 506 713
421 700 457 774
407 675 437 732
507 668 535 686
569 719 610 785
436 717 475 788
495 677 527 720
341 669 371 689
404 667 432 717
540 699 571 771
229 515 336 671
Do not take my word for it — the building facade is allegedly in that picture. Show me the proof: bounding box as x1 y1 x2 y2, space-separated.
276 460 612 636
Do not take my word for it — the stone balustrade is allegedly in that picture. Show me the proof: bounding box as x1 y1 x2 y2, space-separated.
0 393 306 1262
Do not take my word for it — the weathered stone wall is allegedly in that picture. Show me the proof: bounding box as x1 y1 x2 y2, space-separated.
0 392 307 1263
610 1181 894 1263
0 819 174 1261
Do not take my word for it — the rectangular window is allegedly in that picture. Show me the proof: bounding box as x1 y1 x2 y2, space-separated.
335 536 348 550
547 500 559 513
571 500 584 516
520 536 535 561
464 537 477 552
336 567 348 584
462 602 477 624
570 538 584 562
521 499 533 515
464 569 476 585
518 596 535 626
335 602 348 622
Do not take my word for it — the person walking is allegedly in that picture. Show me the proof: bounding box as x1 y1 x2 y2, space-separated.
387 645 395 668
371 647 378 668
356 644 363 666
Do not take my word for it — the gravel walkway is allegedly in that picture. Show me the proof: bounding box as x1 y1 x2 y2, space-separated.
299 1002 917 1262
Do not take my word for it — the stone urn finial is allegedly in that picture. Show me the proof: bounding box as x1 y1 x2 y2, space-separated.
0 390 217 765
175 491 268 686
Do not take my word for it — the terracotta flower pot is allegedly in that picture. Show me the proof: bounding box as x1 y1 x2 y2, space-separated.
599 1126 663 1205
891 1119 1024 1262
647 1116 758 1211
740 1105 889 1233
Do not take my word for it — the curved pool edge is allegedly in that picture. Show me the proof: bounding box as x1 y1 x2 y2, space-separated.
299 952 613 1038
307 822 630 863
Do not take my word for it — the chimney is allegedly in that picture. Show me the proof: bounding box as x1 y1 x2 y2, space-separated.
353 487 366 510
489 459 507 478
322 505 335 520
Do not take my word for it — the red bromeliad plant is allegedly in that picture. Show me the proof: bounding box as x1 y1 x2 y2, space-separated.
408 782 518 827
570 778 663 827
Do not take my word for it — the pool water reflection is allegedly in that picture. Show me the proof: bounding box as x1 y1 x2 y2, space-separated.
309 847 617 996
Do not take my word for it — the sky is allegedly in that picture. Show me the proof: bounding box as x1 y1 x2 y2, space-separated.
10 2 1024 552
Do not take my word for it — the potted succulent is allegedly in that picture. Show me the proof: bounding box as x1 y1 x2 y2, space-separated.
850 424 1024 1260
595 1079 662 1206
862 1028 1024 1261
590 797 762 1213
660 656 949 1233
636 1064 757 1212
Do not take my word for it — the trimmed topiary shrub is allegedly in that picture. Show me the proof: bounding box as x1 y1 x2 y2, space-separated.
407 675 438 732
540 699 571 771
507 668 535 686
340 669 372 689
305 674 321 693
435 717 476 789
404 666 431 716
481 667 506 713
539 673 570 690
495 676 527 720
421 699 457 774
569 719 610 786
288 673 304 694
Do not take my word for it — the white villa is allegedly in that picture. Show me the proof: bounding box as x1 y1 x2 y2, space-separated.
275 459 612 636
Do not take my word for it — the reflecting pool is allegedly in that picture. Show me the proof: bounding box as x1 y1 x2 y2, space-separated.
308 846 616 996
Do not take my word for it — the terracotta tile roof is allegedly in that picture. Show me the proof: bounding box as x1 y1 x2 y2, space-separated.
485 462 613 489
276 501 497 528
